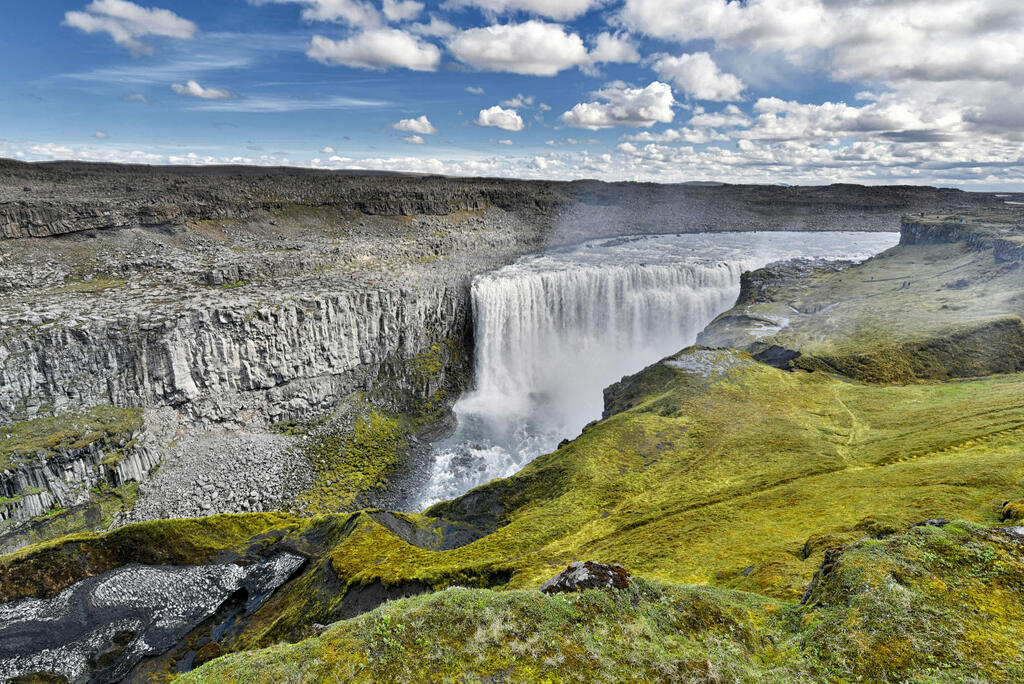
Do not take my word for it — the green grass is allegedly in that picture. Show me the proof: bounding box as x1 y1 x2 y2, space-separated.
183 522 1024 683
7 217 1024 681
705 242 1024 382
292 409 408 513
0 406 143 471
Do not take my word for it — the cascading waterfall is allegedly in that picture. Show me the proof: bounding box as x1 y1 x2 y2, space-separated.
410 231 900 510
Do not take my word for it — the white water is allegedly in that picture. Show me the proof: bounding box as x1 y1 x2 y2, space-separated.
410 231 900 510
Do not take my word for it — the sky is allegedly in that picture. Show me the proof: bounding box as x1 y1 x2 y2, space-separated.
1 0 1023 189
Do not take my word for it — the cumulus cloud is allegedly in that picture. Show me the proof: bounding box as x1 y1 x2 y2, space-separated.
500 94 534 108
321 145 336 153
408 16 457 37
561 81 676 129
307 29 441 71
63 0 196 55
476 105 524 131
249 0 382 27
621 0 1024 87
688 104 752 129
442 0 601 21
392 114 438 135
92 130 109 139
382 0 423 21
404 134 426 144
171 80 231 99
466 86 485 94
589 32 641 64
623 127 729 144
653 52 745 101
449 21 588 76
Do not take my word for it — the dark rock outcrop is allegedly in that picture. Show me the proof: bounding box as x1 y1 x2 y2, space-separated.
0 552 304 683
539 561 632 593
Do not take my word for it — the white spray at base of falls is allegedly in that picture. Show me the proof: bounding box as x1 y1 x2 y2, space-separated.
410 231 901 510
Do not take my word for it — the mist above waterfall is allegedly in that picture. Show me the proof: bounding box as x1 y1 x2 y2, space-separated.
411 231 900 510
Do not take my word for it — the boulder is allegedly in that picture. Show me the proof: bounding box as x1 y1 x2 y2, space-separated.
539 561 631 594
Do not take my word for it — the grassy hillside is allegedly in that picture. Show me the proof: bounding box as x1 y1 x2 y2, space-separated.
5 212 1024 682
183 522 1024 683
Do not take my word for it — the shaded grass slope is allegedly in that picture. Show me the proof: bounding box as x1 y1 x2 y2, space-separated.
183 522 1024 683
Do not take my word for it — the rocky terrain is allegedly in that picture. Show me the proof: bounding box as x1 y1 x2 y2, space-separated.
2 159 1024 681
1 206 1023 682
2 159 1005 552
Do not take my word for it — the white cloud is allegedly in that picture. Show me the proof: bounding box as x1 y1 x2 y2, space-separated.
408 16 457 37
307 29 441 71
476 105 524 131
466 86 485 94
93 130 109 139
10 135 1024 189
500 94 534 108
63 0 196 55
623 127 729 144
404 134 426 144
250 0 382 27
442 0 601 21
124 93 149 104
181 94 387 111
561 81 676 129
653 52 745 102
589 32 640 64
321 146 336 153
393 115 439 135
171 80 231 99
621 0 1024 87
619 0 829 53
688 104 752 129
497 139 514 145
382 0 423 22
449 21 588 76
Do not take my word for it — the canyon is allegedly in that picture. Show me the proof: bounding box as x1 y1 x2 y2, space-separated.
2 160 1024 682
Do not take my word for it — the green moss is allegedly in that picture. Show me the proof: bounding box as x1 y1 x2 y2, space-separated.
708 242 1024 383
1002 499 1024 521
0 406 143 471
0 512 298 602
297 410 408 513
184 579 786 683
185 523 1024 683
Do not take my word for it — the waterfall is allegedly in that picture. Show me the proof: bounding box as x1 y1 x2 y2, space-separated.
464 260 750 436
409 231 901 510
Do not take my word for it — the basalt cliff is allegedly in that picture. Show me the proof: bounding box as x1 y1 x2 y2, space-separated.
1 160 1023 683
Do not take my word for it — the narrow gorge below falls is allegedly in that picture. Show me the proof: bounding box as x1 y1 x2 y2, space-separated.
410 230 901 510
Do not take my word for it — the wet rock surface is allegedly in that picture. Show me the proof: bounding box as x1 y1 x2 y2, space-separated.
0 552 304 683
540 561 632 593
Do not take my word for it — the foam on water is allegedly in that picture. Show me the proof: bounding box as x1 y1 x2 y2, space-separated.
410 231 900 510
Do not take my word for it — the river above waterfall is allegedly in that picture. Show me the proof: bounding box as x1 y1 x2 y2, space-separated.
408 231 900 511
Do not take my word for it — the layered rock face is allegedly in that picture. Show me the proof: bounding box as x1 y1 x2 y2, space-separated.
1 284 471 425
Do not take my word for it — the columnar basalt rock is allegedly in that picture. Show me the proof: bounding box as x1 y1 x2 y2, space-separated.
0 284 472 426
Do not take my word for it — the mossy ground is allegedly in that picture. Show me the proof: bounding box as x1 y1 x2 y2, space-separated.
184 522 1024 683
0 481 139 551
301 352 1023 602
8 220 1024 681
0 405 142 471
293 409 408 513
705 242 1024 382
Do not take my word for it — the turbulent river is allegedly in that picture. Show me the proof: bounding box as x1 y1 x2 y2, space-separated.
409 231 900 510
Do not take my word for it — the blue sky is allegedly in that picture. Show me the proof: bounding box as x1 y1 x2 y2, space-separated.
2 0 1023 189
